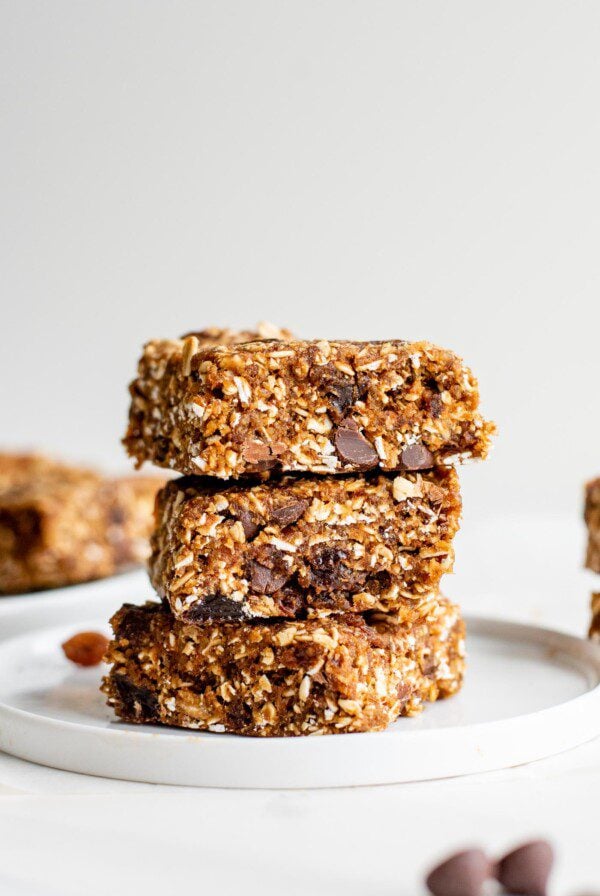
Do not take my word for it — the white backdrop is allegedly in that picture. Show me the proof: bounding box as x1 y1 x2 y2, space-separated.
2 1 600 522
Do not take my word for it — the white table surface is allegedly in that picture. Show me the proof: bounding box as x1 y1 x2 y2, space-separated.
0 513 597 896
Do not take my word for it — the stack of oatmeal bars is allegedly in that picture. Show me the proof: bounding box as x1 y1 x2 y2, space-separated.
584 478 600 639
102 325 495 736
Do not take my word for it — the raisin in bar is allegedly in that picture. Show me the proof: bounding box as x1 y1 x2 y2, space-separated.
150 468 461 621
0 453 163 593
125 338 495 478
585 478 600 573
102 597 465 736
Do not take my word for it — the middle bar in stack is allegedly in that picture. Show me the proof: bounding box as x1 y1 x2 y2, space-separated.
104 333 494 735
150 469 461 622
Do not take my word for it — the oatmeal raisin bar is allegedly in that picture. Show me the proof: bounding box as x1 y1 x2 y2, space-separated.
150 468 461 621
0 453 163 593
102 597 465 736
585 478 600 573
0 453 58 491
125 338 495 478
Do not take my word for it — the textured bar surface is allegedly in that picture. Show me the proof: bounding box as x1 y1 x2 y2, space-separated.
0 453 163 594
150 468 461 621
102 597 465 736
179 322 293 347
125 338 495 478
585 478 600 573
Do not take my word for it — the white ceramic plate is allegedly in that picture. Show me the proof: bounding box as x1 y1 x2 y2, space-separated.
0 570 154 640
0 616 599 789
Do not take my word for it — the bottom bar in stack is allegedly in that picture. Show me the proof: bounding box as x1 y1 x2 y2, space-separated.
102 598 465 736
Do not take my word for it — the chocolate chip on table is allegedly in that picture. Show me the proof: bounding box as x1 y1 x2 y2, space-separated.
401 442 434 470
426 848 491 896
495 840 554 896
269 500 308 528
334 419 378 468
62 631 109 667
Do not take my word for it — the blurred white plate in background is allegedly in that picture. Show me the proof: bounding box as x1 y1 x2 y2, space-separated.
0 570 154 640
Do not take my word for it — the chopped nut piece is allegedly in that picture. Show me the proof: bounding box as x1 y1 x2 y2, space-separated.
180 335 199 376
393 476 423 502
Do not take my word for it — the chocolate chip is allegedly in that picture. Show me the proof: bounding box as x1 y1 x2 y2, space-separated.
241 441 272 464
430 394 443 418
184 595 247 622
249 560 289 594
426 849 491 896
334 419 378 469
115 604 161 641
270 500 308 528
401 443 434 470
424 483 446 504
241 440 286 470
227 697 253 728
113 676 159 721
1 509 41 555
236 509 260 540
154 436 171 463
250 562 273 592
421 655 438 676
396 682 412 702
496 840 554 896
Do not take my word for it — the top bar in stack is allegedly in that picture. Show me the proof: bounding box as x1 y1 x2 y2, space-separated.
125 338 495 478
